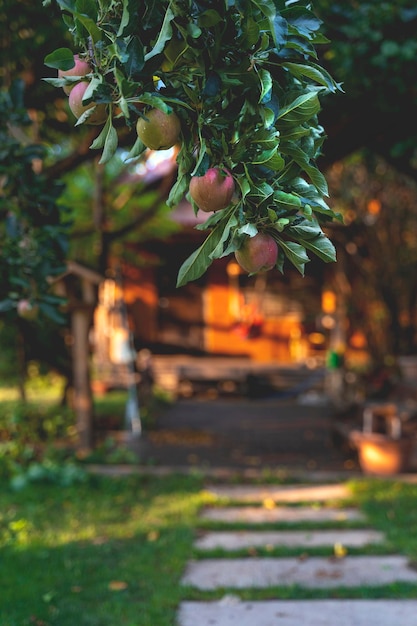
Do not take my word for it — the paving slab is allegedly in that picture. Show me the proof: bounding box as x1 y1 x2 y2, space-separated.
195 529 384 551
178 599 417 626
205 483 350 503
181 555 417 590
201 506 365 524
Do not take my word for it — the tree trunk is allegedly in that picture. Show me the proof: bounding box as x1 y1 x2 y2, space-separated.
72 307 94 452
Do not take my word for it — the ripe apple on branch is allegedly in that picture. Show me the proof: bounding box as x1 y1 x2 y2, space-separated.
44 0 343 287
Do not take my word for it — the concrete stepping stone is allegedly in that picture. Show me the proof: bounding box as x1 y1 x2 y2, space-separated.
181 555 417 590
178 599 417 626
205 483 350 503
195 529 384 551
201 506 365 524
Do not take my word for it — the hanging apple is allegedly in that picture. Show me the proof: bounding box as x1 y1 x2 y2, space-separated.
58 54 91 95
136 108 181 151
44 1 343 287
189 168 235 213
68 81 107 125
235 233 279 274
17 299 39 321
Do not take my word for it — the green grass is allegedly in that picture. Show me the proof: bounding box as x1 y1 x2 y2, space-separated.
3 423 417 624
2 476 417 622
183 582 417 602
0 473 209 626
350 478 417 561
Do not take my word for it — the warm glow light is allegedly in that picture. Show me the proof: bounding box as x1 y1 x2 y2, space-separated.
321 314 336 329
350 331 367 349
367 198 381 215
226 261 242 277
321 290 336 314
308 332 326 345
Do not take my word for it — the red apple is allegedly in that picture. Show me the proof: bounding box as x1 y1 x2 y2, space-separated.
68 81 107 125
234 233 278 273
189 167 235 212
58 54 91 95
17 300 39 320
136 108 181 150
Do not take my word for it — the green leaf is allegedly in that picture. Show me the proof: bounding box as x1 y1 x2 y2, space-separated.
236 176 251 203
44 48 76 70
274 190 302 208
191 143 209 177
276 239 310 275
243 18 260 47
252 147 279 165
285 8 322 40
89 118 111 150
43 77 71 88
177 208 235 287
135 94 169 112
284 143 329 196
195 211 225 231
167 173 188 207
258 68 272 103
249 181 274 202
276 217 290 231
144 5 175 61
276 91 321 125
269 11 288 47
81 75 103 103
117 0 139 37
99 124 118 164
62 0 101 42
209 212 238 260
287 220 321 240
282 62 339 92
301 235 337 263
198 10 222 28
263 151 285 172
124 135 146 161
250 0 275 20
124 36 145 78
238 223 258 237
250 0 287 47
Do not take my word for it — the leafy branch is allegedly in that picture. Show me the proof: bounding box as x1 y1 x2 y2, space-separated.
44 0 342 284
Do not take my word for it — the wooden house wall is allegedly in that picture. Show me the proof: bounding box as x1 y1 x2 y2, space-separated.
120 236 326 363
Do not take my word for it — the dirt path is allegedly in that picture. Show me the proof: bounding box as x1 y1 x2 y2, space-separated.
136 396 357 473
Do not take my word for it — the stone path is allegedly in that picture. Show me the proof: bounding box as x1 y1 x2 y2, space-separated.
201 505 364 524
177 482 417 626
179 599 417 626
194 529 384 551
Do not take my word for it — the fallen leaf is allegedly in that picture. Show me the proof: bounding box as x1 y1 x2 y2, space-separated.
147 530 160 542
333 542 348 558
108 581 128 591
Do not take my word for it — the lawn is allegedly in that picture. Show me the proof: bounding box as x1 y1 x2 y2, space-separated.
2 378 417 622
2 474 417 625
0 473 209 626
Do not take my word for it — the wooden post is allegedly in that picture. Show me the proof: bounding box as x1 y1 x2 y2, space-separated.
72 305 94 452
72 277 97 453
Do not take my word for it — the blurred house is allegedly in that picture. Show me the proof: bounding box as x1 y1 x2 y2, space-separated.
120 214 328 366
95 150 333 377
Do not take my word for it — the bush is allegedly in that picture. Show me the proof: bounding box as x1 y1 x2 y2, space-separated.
0 399 81 487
